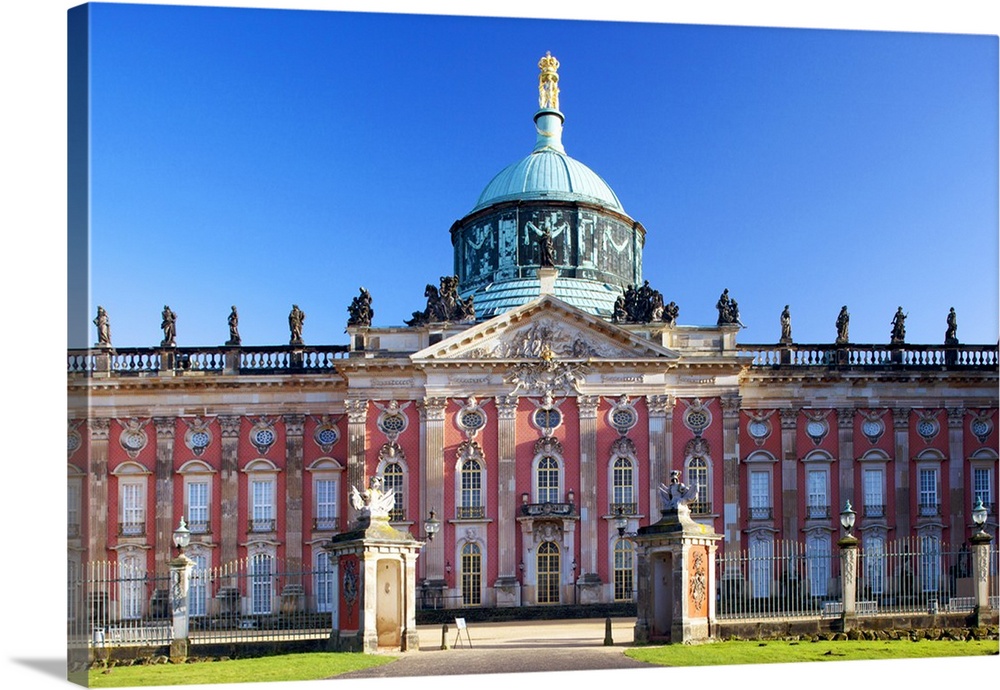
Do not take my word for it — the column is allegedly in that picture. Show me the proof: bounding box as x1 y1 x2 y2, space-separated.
345 399 369 504
946 407 965 541
837 408 855 507
577 395 600 578
970 530 994 627
720 395 742 548
87 418 110 560
420 397 448 582
494 395 520 600
218 415 241 567
646 395 673 518
779 408 799 538
283 414 306 574
153 416 176 575
892 408 911 536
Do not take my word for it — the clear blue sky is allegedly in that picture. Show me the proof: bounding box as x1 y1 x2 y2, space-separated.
74 4 998 349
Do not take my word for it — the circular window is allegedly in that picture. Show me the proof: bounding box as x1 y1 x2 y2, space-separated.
123 432 145 450
317 427 339 445
190 431 210 449
806 420 827 441
460 411 485 431
971 419 990 438
611 409 636 432
380 414 406 434
534 408 561 429
254 429 275 446
686 410 709 433
917 419 938 439
862 420 883 440
748 420 769 439
68 432 81 453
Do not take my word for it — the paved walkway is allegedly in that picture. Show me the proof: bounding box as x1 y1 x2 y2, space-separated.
334 618 653 678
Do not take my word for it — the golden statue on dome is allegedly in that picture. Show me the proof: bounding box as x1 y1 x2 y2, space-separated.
538 51 560 110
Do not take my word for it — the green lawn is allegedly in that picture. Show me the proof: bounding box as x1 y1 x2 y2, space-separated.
87 652 395 688
626 638 999 667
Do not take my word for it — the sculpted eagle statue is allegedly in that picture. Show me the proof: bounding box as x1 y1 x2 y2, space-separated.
350 475 396 520
658 470 700 512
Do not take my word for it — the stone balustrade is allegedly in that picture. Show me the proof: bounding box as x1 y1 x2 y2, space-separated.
737 343 998 368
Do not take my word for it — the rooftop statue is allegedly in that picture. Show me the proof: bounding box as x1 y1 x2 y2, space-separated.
160 305 176 347
780 305 792 344
226 306 241 346
945 307 959 345
890 306 907 345
347 287 374 327
612 281 678 325
538 225 556 267
835 305 850 345
289 304 305 345
715 289 744 327
406 275 474 326
94 306 111 348
538 51 560 110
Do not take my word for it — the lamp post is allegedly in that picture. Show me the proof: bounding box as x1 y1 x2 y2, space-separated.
970 497 993 626
169 518 195 662
423 509 440 541
614 506 638 538
837 501 859 632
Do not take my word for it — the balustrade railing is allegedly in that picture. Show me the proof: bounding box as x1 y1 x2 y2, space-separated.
738 343 998 368
67 345 349 375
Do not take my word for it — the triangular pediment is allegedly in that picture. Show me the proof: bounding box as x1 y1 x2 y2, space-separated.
412 295 680 362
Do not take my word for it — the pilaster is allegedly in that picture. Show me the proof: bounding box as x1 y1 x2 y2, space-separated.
87 418 110 560
283 414 305 573
154 416 176 575
946 407 965 541
345 399 369 503
779 408 798 537
646 395 673 521
720 395 741 548
837 408 855 508
420 397 448 581
218 415 241 566
892 408 911 536
577 395 600 578
495 395 520 595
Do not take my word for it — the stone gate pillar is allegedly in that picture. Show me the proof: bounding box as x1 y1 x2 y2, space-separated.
633 474 722 644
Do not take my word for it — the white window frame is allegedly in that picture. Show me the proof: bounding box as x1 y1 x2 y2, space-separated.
117 549 146 620
805 531 832 597
802 451 834 521
113 462 151 538
314 550 337 615
459 541 483 607
179 460 216 535
243 459 280 533
748 532 773 598
612 538 635 602
68 465 85 539
745 451 777 521
535 456 562 504
379 460 408 522
307 458 344 532
187 549 209 617
454 442 486 520
968 449 997 519
861 531 887 595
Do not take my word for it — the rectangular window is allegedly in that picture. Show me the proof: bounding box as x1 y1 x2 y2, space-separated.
250 554 273 614
918 468 939 516
315 479 338 531
920 535 941 592
68 478 82 537
974 467 993 512
189 554 208 617
186 481 209 533
806 469 828 519
315 552 335 613
613 540 634 601
806 535 831 597
120 482 145 536
863 468 885 517
251 479 274 532
612 458 635 513
749 470 771 520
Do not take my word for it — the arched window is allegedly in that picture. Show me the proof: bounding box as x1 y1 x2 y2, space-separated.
536 541 561 604
536 457 560 504
862 533 886 596
382 462 405 522
459 459 484 519
805 532 831 597
611 457 635 514
687 457 710 515
613 539 634 601
461 542 482 606
118 551 145 620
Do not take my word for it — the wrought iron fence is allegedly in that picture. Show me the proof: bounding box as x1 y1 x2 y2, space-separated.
70 557 336 648
717 540 837 620
856 538 991 615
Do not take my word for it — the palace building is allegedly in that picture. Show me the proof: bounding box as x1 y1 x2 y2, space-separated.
68 53 998 615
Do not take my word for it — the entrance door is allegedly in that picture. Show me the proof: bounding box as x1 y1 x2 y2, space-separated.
537 542 561 604
375 559 401 648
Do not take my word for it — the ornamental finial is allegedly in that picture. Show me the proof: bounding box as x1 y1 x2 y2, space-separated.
538 51 560 110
